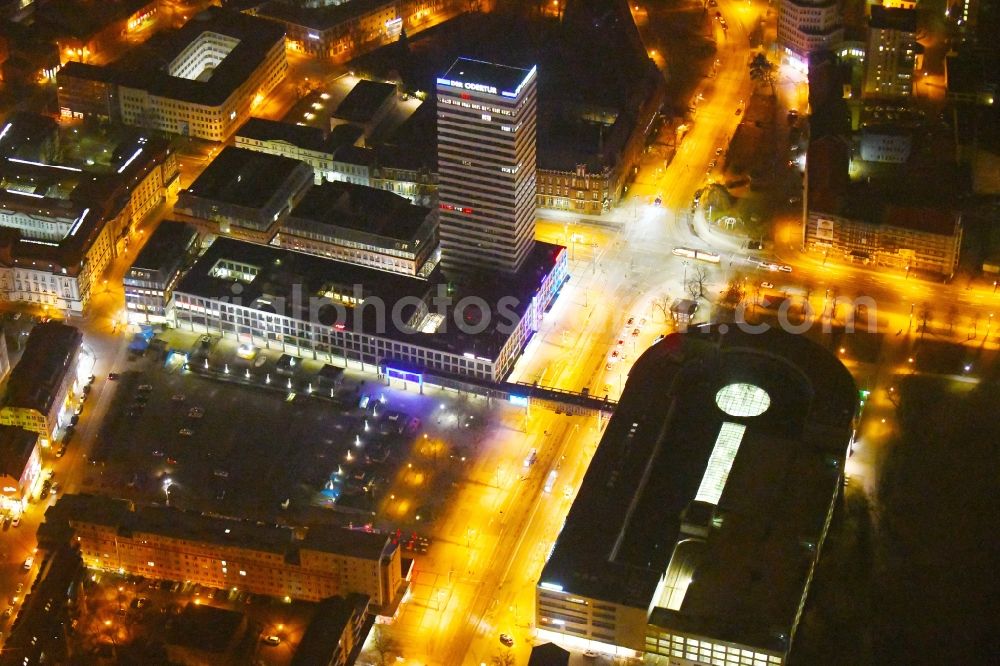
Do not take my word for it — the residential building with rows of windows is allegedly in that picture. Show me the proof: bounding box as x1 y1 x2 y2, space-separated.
43 493 407 612
862 5 917 99
57 8 287 141
537 326 857 663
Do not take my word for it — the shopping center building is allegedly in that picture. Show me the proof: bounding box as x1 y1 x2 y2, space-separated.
536 326 857 662
169 236 566 382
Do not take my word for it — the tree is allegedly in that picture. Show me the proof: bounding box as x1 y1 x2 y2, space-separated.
748 53 775 95
491 649 516 666
721 275 746 306
366 626 396 666
685 264 710 300
651 292 672 321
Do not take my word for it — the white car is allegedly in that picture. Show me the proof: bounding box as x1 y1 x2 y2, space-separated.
22 556 33 571
760 282 774 289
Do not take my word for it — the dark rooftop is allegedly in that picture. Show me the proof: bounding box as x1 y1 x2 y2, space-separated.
2 323 82 414
237 117 331 153
540 326 856 652
45 493 395 562
291 594 369 666
287 180 432 241
130 221 197 274
301 526 390 560
257 0 384 31
0 426 38 480
166 604 245 653
440 57 535 97
870 5 917 32
333 80 397 124
173 236 565 363
184 146 309 208
35 0 154 41
528 642 570 666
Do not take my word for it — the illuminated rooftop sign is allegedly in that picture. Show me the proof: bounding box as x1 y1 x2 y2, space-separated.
436 78 498 95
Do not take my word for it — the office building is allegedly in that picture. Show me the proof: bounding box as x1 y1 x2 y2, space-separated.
436 57 538 274
274 180 438 277
124 221 198 322
170 236 567 382
537 326 857 661
0 322 85 445
863 5 917 98
45 493 407 610
174 147 315 242
0 426 42 516
777 0 844 69
291 594 371 666
57 9 287 141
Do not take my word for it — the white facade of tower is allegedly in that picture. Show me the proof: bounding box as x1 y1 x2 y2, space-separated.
436 58 538 274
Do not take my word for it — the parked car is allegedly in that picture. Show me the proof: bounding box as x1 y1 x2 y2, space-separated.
108 373 120 380
499 633 514 647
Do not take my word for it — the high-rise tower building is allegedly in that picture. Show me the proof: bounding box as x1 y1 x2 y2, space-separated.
436 58 538 275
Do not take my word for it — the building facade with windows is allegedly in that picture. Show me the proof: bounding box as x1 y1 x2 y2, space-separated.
169 237 567 382
124 221 198 322
256 0 472 62
45 494 406 611
863 5 917 99
0 121 178 315
804 207 962 276
0 426 42 516
0 322 84 446
173 146 315 242
273 180 438 277
436 57 538 275
537 326 857 662
777 0 844 68
57 9 287 141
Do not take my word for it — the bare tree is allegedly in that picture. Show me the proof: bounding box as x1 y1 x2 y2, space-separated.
491 649 516 666
651 292 672 321
685 264 710 300
366 626 396 666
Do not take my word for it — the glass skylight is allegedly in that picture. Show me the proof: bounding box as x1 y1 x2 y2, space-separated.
715 382 771 417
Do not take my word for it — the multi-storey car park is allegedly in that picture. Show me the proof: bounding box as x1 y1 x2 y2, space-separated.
537 325 857 663
57 8 287 141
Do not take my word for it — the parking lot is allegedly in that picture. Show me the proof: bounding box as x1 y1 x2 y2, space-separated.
82 333 497 537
